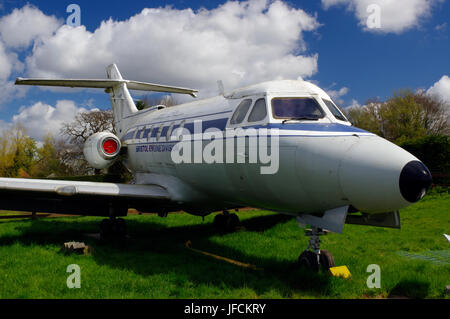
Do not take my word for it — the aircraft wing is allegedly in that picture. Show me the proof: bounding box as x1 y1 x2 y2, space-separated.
0 178 175 217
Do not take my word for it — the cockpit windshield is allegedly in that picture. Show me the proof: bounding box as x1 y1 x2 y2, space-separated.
323 99 349 122
272 98 325 121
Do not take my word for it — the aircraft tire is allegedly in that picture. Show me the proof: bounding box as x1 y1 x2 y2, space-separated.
319 250 335 271
298 251 319 273
225 213 240 232
213 214 226 231
214 213 240 232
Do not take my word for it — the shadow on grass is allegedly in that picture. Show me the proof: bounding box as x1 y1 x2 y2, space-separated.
388 280 430 299
0 214 331 297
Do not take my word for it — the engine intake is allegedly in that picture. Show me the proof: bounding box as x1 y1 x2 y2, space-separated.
84 132 121 169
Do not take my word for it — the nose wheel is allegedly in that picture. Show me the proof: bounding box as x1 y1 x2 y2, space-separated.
298 227 335 272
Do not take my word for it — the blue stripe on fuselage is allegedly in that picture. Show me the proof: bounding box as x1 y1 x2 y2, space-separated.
122 119 370 144
245 123 369 133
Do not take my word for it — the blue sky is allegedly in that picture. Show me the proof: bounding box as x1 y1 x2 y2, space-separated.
0 0 448 141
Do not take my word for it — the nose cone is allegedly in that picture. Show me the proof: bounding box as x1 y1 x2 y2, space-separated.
339 136 424 214
399 161 432 203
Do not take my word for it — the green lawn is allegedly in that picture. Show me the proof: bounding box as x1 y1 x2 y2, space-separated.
0 192 449 299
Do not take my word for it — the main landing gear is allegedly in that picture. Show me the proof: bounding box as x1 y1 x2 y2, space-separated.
213 211 241 232
99 203 128 239
298 227 335 272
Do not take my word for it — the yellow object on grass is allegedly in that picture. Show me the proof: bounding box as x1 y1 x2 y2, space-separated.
329 266 351 279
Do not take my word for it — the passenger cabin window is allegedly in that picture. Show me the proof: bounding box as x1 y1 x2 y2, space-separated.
134 128 141 140
323 99 349 122
136 126 146 140
156 124 164 141
146 125 153 141
167 122 175 140
272 98 325 120
230 99 252 125
248 98 267 123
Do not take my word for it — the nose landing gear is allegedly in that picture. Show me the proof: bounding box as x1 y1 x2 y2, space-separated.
298 227 335 272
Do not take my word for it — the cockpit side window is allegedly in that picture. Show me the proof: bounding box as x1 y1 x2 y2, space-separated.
272 97 325 120
323 99 349 122
230 99 252 125
248 98 267 123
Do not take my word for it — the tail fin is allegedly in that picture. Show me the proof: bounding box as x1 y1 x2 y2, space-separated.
106 63 124 80
15 64 198 137
106 64 138 136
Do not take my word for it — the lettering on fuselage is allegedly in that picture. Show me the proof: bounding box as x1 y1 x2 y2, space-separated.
135 143 176 153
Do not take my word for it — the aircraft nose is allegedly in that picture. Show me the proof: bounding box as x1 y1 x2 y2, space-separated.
399 161 433 203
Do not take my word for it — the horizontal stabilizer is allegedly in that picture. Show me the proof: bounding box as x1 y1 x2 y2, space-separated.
15 78 198 97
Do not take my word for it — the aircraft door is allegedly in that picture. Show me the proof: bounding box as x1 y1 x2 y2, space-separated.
225 97 268 202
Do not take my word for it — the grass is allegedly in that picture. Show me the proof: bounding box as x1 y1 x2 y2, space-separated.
0 192 448 299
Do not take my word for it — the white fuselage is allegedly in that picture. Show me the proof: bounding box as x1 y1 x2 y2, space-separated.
121 80 419 216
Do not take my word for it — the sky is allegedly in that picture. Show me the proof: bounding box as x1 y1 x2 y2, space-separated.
0 0 448 141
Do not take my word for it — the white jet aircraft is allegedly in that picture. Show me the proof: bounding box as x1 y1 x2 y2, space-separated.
1 64 432 272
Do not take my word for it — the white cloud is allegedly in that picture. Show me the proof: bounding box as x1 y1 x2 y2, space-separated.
321 0 440 34
23 0 321 96
0 4 61 49
435 22 447 31
12 100 90 142
0 41 26 102
326 86 349 104
427 75 450 103
347 98 361 109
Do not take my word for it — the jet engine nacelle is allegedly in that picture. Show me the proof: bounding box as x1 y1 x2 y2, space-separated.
83 132 121 169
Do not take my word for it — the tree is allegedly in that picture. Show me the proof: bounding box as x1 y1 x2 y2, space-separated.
0 124 37 178
346 90 449 143
61 110 114 145
413 90 449 136
0 124 35 177
30 134 74 178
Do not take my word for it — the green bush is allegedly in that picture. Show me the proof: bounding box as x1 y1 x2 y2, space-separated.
399 135 450 185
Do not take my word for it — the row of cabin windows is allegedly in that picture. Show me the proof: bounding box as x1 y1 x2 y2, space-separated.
133 120 186 142
230 98 267 125
129 98 269 143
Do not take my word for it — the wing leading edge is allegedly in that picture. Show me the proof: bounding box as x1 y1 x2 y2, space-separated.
0 178 174 217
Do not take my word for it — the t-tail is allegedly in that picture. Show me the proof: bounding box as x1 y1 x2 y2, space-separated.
15 64 198 138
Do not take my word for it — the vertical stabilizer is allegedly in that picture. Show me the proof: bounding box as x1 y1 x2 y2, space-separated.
106 64 138 137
